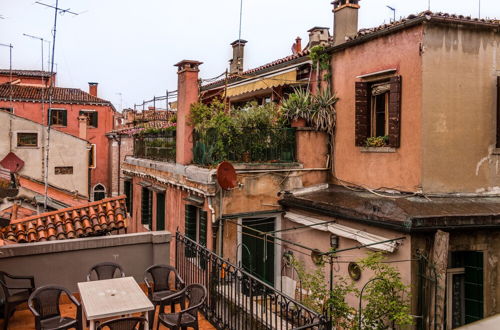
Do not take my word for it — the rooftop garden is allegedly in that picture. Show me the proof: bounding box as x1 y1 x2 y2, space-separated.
190 91 337 165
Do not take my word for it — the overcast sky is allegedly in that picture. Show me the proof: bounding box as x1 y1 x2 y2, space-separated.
1 0 499 110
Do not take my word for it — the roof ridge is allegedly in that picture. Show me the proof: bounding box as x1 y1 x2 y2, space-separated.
11 195 126 224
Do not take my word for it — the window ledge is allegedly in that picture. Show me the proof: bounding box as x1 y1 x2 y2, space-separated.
359 146 396 153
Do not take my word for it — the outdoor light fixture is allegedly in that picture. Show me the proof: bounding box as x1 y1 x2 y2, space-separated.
330 234 339 250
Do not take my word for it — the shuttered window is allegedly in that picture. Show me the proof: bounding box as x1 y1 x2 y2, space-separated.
124 180 133 215
79 110 98 128
156 192 165 231
184 204 207 247
355 75 401 148
48 109 67 126
141 187 152 227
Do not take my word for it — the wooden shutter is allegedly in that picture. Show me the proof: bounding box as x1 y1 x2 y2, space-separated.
91 112 98 128
496 76 500 148
184 205 197 241
388 76 402 148
62 109 68 126
141 188 151 225
355 81 369 146
199 210 207 247
156 192 165 231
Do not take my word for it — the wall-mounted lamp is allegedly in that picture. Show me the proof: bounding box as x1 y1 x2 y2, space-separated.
330 234 339 250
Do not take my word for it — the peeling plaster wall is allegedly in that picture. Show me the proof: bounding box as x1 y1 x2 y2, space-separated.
422 24 500 193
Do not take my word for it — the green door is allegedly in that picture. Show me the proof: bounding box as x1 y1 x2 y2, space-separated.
242 217 275 286
156 192 165 231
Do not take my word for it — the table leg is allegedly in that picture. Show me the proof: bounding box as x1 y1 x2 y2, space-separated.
144 311 149 330
89 320 96 330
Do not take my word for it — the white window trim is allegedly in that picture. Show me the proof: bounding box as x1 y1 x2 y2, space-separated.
15 131 40 149
89 144 97 169
92 183 106 201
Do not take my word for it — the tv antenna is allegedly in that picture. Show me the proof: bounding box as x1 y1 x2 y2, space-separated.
35 0 79 210
386 5 396 22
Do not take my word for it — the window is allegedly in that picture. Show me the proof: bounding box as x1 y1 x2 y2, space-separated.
93 184 106 201
124 180 133 215
446 251 484 328
54 166 73 175
355 75 401 147
17 132 38 147
0 107 13 113
141 187 152 228
79 110 98 128
185 204 207 247
89 144 96 168
156 191 165 231
48 109 67 126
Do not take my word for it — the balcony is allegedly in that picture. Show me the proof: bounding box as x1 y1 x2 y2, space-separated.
133 130 176 162
193 127 296 166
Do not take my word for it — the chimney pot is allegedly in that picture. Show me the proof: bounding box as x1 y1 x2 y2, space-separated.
88 82 98 97
295 37 302 53
332 0 360 46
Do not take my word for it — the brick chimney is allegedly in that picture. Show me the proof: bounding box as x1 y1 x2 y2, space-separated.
292 37 302 54
175 60 202 165
78 115 87 140
332 0 360 46
307 27 330 49
88 82 98 97
229 39 247 75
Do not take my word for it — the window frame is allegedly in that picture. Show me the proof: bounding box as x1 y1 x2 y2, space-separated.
16 132 38 148
79 109 98 128
93 183 106 201
185 204 207 247
48 108 67 127
0 107 13 113
88 144 96 169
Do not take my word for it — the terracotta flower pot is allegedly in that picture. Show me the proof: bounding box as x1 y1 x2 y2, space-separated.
291 118 307 128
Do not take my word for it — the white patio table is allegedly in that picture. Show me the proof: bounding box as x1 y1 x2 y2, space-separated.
78 276 154 330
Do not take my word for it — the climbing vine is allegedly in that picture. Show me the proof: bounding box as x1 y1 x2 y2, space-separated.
309 45 333 90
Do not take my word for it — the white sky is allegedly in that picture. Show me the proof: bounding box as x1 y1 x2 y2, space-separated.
0 0 499 110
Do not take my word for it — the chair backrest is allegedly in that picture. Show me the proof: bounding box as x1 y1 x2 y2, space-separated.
96 316 146 330
145 264 178 292
87 262 125 281
28 285 68 321
185 284 207 317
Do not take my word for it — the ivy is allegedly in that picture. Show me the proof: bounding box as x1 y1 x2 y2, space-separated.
309 45 331 71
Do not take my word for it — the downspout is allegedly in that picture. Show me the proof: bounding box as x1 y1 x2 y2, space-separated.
117 135 121 195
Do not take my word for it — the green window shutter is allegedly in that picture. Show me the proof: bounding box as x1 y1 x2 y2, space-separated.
464 251 483 324
156 192 165 231
199 210 207 247
185 205 197 241
92 112 98 128
141 188 151 225
62 110 68 126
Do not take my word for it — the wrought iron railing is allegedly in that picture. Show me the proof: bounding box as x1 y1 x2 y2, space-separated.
193 127 296 165
133 130 176 162
175 232 327 330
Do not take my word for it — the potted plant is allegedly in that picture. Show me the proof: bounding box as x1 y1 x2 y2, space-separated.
365 135 389 147
281 88 312 127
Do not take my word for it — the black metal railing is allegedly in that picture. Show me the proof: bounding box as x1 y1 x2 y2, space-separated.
175 232 327 330
133 130 176 162
193 127 296 165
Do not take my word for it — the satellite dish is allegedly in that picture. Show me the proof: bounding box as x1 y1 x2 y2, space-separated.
216 161 237 190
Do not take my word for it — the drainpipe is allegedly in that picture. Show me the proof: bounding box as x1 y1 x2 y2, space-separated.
117 135 121 195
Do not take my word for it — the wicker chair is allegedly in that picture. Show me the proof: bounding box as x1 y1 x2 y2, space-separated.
86 262 125 281
28 285 82 330
144 264 185 330
156 284 207 330
96 316 147 330
0 271 35 330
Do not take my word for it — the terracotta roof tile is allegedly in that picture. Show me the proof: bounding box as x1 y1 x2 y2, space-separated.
0 69 55 78
0 83 113 107
0 196 128 244
346 11 499 42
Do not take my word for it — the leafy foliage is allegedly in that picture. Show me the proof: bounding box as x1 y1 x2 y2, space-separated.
365 136 389 147
288 252 412 329
309 45 331 71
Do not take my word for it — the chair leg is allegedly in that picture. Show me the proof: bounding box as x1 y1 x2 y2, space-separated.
149 308 155 330
3 305 11 330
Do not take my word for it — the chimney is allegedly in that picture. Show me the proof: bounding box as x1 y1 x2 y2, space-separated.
78 115 87 140
88 82 98 97
229 39 247 75
175 60 203 165
307 27 330 49
292 37 302 54
332 0 360 46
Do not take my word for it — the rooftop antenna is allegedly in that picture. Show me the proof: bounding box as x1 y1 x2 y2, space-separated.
386 5 396 22
478 0 481 18
428 0 431 11
35 0 78 210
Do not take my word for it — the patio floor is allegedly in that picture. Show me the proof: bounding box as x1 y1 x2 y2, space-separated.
1 297 215 330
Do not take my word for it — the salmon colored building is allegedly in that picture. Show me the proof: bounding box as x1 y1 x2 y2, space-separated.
0 71 116 201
